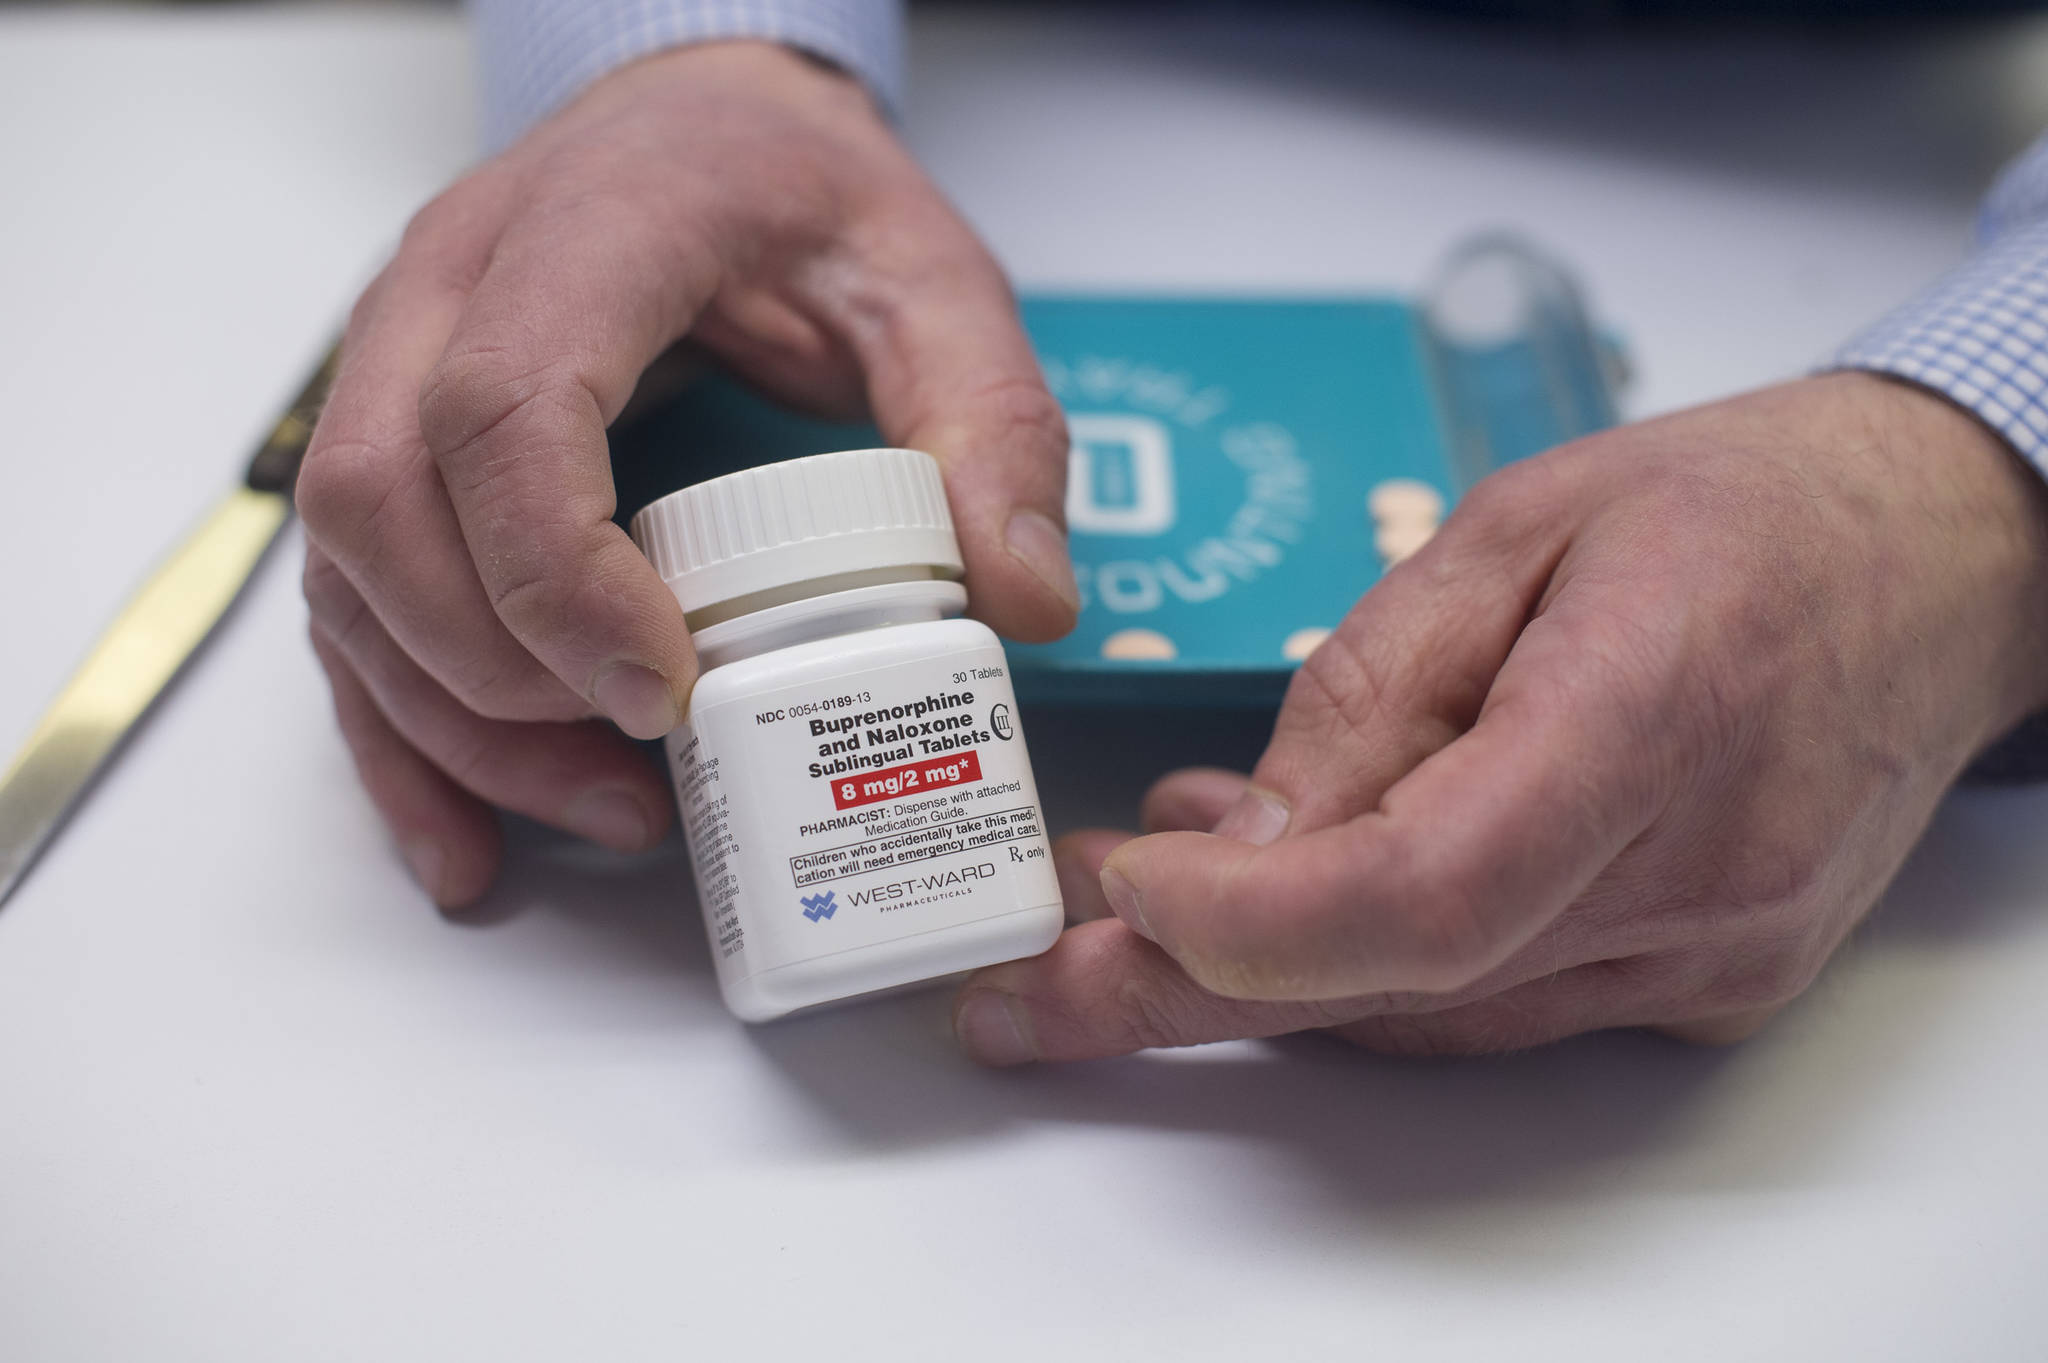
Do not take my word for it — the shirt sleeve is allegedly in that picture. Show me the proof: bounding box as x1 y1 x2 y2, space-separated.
470 0 905 150
1836 134 2048 781
1835 133 2048 465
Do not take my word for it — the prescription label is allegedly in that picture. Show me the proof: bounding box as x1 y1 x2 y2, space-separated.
667 643 1060 984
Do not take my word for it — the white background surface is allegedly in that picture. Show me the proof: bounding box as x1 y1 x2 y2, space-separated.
4 4 2048 1358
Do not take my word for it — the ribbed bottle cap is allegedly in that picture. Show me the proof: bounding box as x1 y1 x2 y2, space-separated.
629 448 963 616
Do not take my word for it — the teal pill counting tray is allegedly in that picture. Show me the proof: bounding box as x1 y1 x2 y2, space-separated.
610 236 1626 708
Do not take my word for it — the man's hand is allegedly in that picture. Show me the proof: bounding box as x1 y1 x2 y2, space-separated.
954 374 2048 1062
298 43 1076 908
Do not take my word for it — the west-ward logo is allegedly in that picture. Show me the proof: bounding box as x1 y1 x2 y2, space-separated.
798 890 837 922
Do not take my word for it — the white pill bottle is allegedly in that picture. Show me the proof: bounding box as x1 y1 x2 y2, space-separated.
630 448 1065 1022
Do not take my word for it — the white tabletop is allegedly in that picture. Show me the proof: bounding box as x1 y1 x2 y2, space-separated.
5 5 2048 1358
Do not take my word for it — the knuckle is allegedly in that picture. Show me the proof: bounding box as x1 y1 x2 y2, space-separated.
306 617 343 675
976 374 1069 453
1454 458 1534 523
435 637 588 724
294 435 413 560
400 192 467 254
305 548 585 727
481 552 653 689
839 206 995 308
299 546 342 605
299 551 370 637
1516 594 1699 801
1350 842 1509 995
344 274 388 342
1275 602 1479 788
1113 975 1194 1052
1697 940 1825 1013
399 179 498 263
484 557 577 639
417 341 579 464
1268 632 1427 815
429 726 497 791
527 170 659 235
909 370 1068 470
1289 619 1400 744
1717 825 1832 918
1534 594 1675 713
390 185 506 296
1387 892 1504 994
1449 455 1564 546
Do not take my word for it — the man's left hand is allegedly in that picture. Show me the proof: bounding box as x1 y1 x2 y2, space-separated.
954 374 2048 1062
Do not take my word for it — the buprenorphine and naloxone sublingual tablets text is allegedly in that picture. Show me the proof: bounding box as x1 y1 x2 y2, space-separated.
630 449 1064 1021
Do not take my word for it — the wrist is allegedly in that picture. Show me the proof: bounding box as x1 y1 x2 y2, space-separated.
1852 372 2048 743
475 0 903 150
571 39 881 129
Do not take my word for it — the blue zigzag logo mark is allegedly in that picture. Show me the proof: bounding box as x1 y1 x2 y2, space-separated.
799 890 838 922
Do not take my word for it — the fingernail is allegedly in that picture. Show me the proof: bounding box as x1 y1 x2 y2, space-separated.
955 990 1037 1066
1004 510 1082 614
1212 786 1290 846
563 788 654 852
403 837 447 903
1100 864 1150 939
594 662 680 740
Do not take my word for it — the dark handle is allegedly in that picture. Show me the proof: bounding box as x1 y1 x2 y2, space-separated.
243 342 341 497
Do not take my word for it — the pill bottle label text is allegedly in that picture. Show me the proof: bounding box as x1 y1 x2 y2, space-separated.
668 642 1060 989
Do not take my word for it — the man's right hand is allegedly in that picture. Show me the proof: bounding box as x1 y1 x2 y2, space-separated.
297 41 1076 909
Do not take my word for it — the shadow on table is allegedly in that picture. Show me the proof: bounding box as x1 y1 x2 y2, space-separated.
1863 780 2048 944
752 995 1739 1197
746 780 2048 1222
461 724 2048 1233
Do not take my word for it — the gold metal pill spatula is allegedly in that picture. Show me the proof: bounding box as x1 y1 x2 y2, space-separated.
0 345 338 909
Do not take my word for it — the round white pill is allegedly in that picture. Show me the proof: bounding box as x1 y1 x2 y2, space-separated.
1282 627 1331 661
1367 478 1445 526
1100 628 1179 661
1375 519 1436 565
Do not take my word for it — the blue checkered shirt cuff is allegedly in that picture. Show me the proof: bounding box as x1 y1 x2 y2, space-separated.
1837 133 2048 779
1836 135 2048 464
471 0 905 149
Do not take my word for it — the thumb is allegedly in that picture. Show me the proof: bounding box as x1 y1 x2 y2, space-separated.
1101 584 1662 1003
822 203 1079 643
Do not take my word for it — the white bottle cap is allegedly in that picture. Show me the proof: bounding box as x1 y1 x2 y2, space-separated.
629 448 964 616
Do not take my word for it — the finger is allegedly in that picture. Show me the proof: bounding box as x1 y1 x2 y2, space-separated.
1350 943 1813 1055
310 628 501 910
953 919 1356 1065
1222 459 1578 838
1053 830 1138 923
1050 770 1252 924
1330 962 1650 1057
296 187 591 726
1101 575 1671 1001
1138 767 1251 835
953 905 1641 1063
305 547 669 852
690 287 870 420
416 192 707 740
816 200 1079 643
